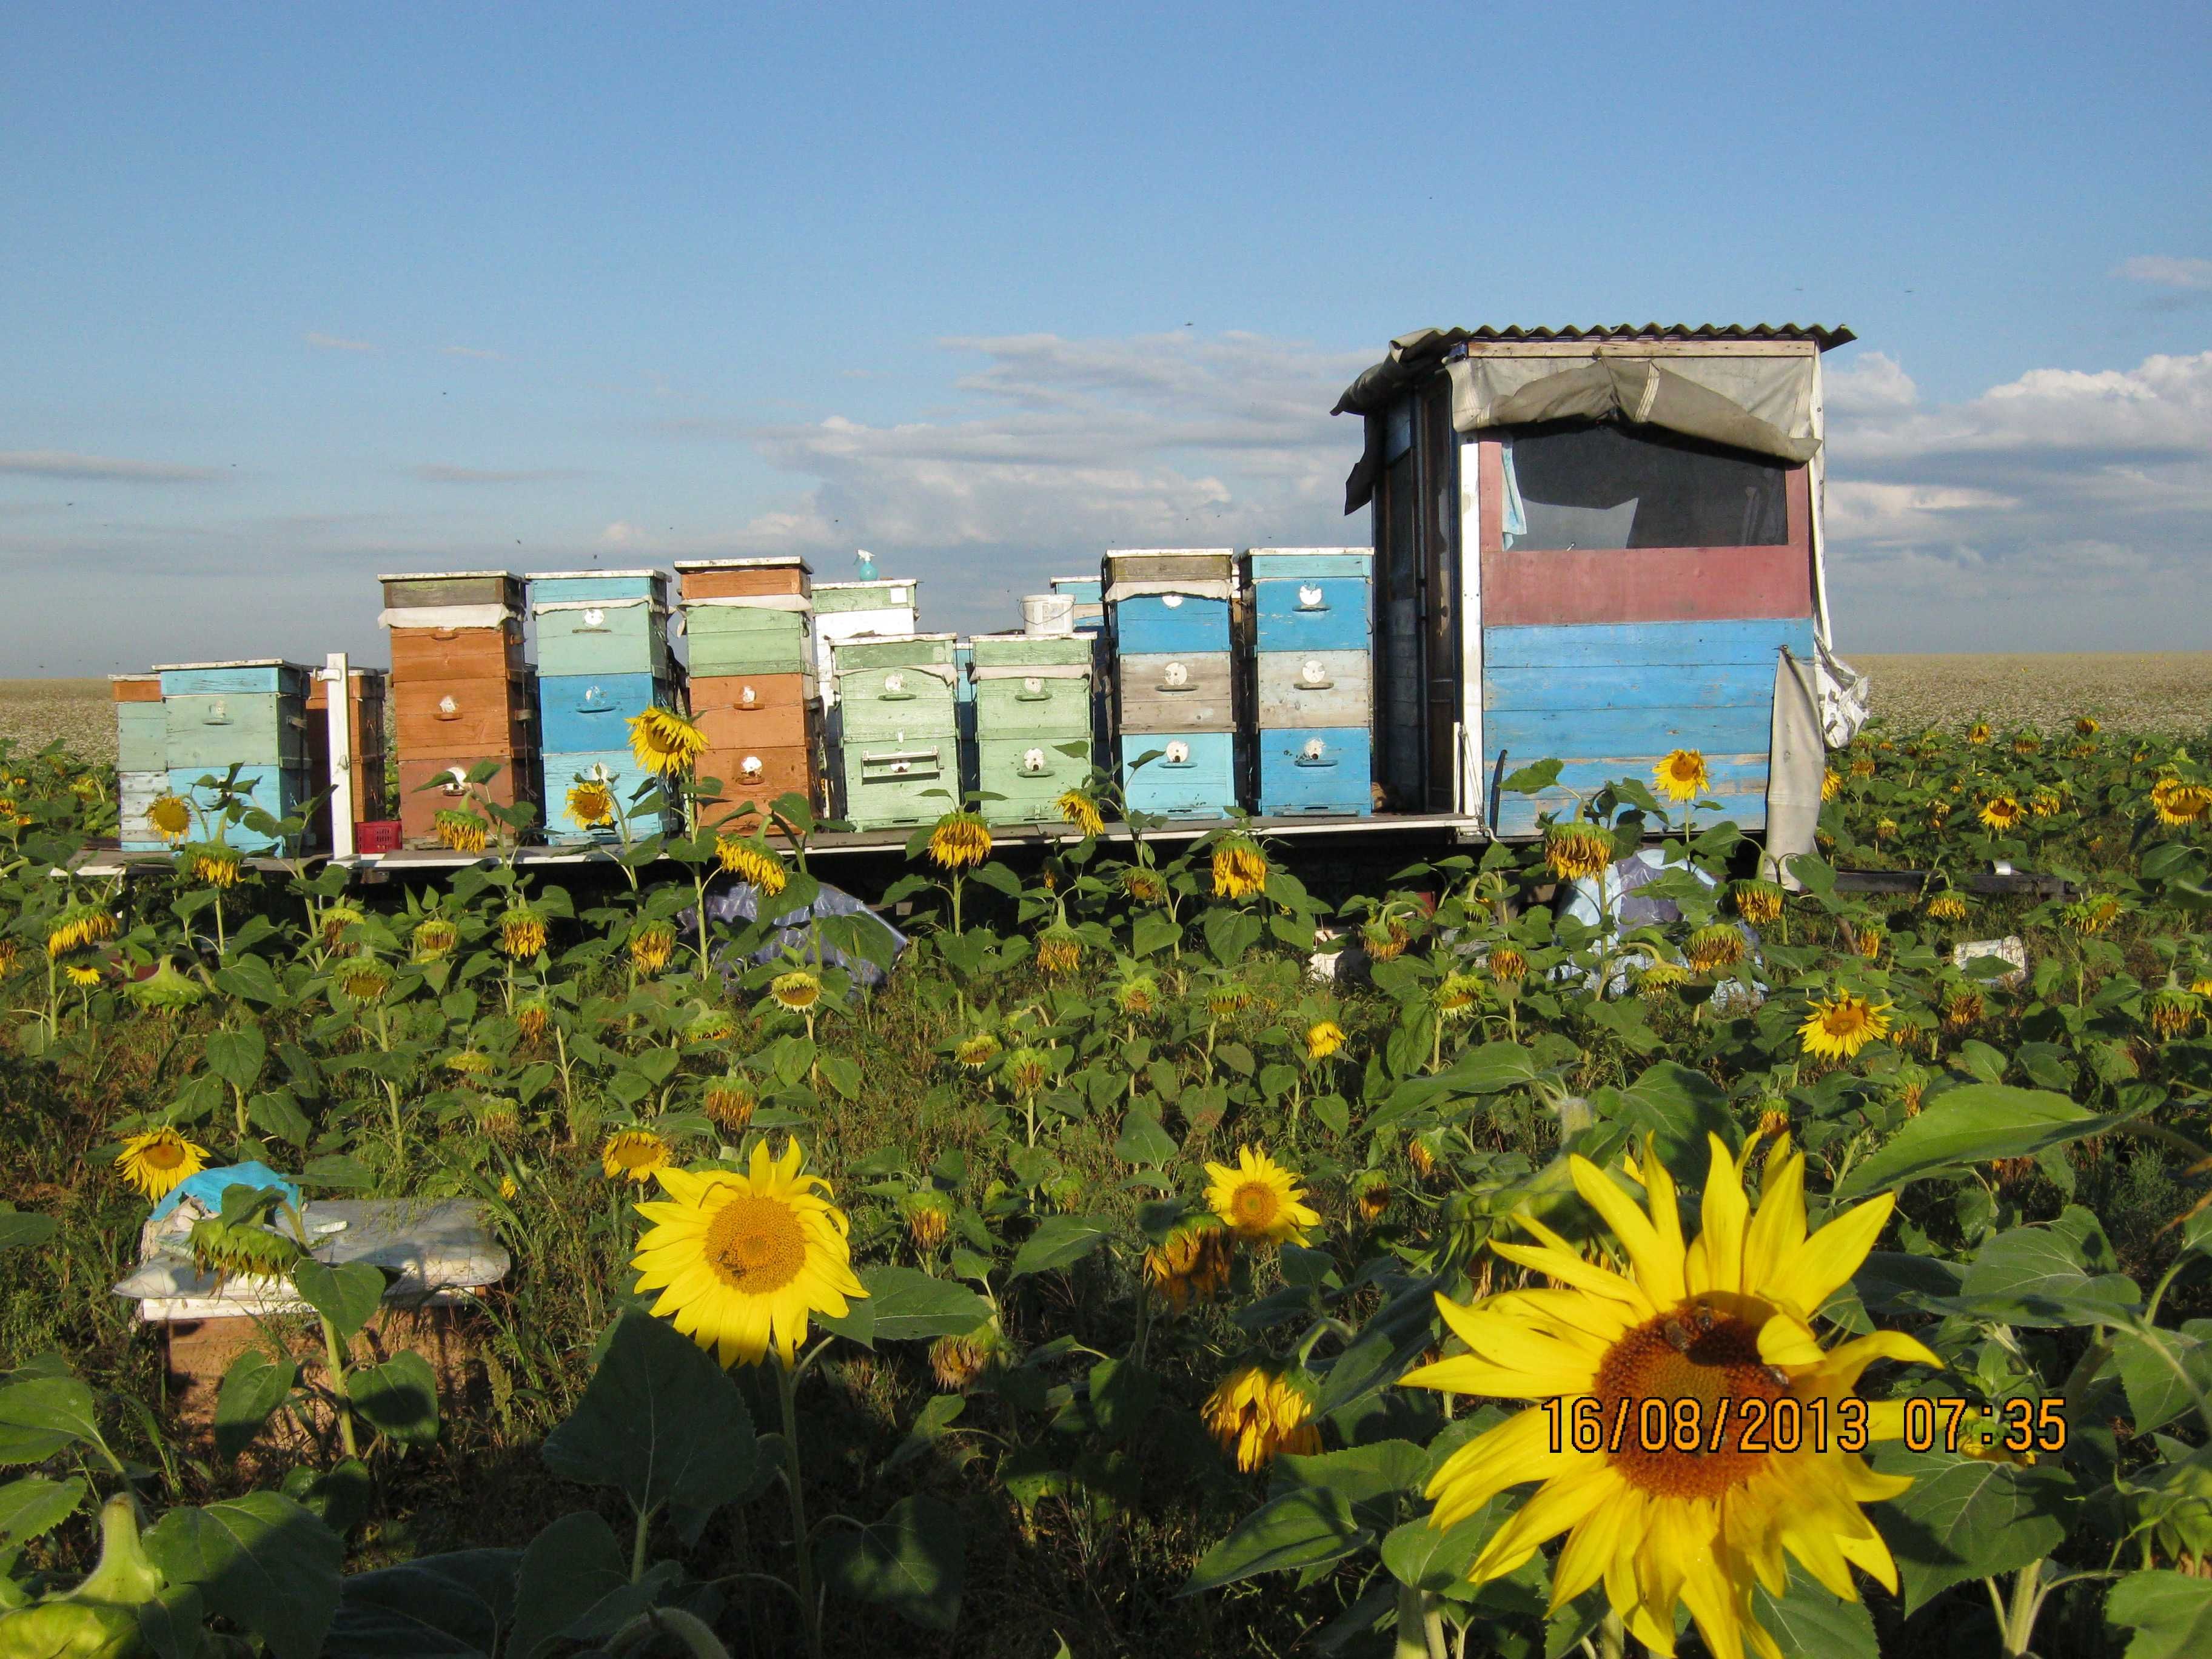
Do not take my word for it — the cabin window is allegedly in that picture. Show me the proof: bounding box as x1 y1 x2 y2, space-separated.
1499 421 1789 551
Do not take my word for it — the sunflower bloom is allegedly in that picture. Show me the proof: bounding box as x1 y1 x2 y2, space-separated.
1820 770 1842 803
1204 1365 1322 1472
1122 865 1167 905
114 1127 209 1201
1684 925 1747 974
500 908 547 960
1798 991 1892 1061
64 962 104 988
1352 1169 1392 1224
769 970 821 1011
1204 1145 1320 1247
631 1139 866 1367
1057 789 1105 838
703 1076 758 1133
190 846 243 888
2148 987 2203 1041
630 919 677 976
1977 796 2026 832
146 793 193 843
1545 825 1614 882
1212 836 1270 900
412 916 460 961
953 1032 1002 1070
1487 946 1529 985
1925 891 1969 923
602 1128 672 1185
566 780 616 830
46 903 118 958
1306 1020 1346 1062
1434 971 1484 1021
1730 880 1785 927
629 706 708 779
715 834 788 895
1144 1216 1234 1314
1036 926 1082 976
927 809 993 871
515 995 551 1041
1966 722 1991 745
1652 749 1709 804
2076 716 2101 736
435 809 490 854
1400 1136 1936 1659
2151 777 2211 827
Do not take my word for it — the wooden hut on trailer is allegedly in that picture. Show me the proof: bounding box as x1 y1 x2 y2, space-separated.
1332 323 1852 850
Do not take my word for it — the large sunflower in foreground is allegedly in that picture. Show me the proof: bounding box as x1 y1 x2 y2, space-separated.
629 706 709 779
631 1139 867 1367
1204 1145 1320 1246
1401 1136 1935 1659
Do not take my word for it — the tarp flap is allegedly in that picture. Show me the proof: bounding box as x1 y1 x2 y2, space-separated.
1765 648 1825 886
1448 355 1820 463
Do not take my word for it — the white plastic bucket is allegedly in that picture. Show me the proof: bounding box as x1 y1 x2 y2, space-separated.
1021 593 1076 636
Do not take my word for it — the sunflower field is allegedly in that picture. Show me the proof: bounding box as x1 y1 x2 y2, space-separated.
2 712 2212 1659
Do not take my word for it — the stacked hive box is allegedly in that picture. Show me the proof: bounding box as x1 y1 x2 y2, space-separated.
1246 549 1375 817
1048 575 1104 637
1047 575 1111 766
111 674 169 850
531 570 677 843
156 660 313 854
381 572 538 847
304 667 391 845
1105 549 1239 818
833 634 960 830
811 579 919 701
970 634 1095 824
674 558 820 819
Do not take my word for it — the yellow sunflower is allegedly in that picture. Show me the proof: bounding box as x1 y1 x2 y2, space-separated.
114 1127 210 1201
1977 796 2026 832
64 962 104 988
1925 891 1969 923
190 846 244 888
1144 1216 1234 1315
1204 1145 1320 1247
46 903 117 958
1965 721 1991 745
953 1032 1002 1070
928 809 993 871
769 970 821 1011
566 780 616 830
1036 926 1082 975
2076 716 2101 736
629 705 708 779
2147 987 2202 1041
1305 1020 1346 1062
1204 1364 1322 1472
1730 880 1785 927
1545 825 1615 883
1798 991 1892 1061
146 793 193 843
703 1076 758 1133
1056 789 1105 838
1400 1136 1936 1659
435 809 490 854
1212 835 1270 900
2151 777 2211 827
1685 925 1748 974
715 834 788 895
500 907 547 960
1820 770 1842 803
630 919 677 976
602 1128 672 1185
412 917 460 961
631 1139 866 1367
1652 749 1709 805
1487 945 1529 985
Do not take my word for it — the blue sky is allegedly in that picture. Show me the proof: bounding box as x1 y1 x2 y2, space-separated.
3 1 2208 672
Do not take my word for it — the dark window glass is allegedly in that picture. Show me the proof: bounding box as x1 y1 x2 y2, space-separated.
1501 421 1788 551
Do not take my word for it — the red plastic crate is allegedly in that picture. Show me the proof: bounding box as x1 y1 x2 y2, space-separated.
355 820 403 854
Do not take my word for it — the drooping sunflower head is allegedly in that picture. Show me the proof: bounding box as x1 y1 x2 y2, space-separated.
629 919 678 976
1350 1168 1392 1224
1874 817 1900 842
146 793 194 843
703 1076 759 1133
927 809 993 872
190 845 244 889
1305 1019 1346 1062
1202 1364 1321 1472
1487 946 1529 985
2011 732 2043 757
1942 985 1986 1031
1406 1129 1444 1181
1925 890 1969 923
2151 777 2211 827
64 962 106 990
1056 789 1105 838
2148 986 2203 1041
1848 753 1876 779
1684 924 1748 974
2076 716 2102 736
601 1128 672 1185
1966 720 1992 745
2029 787 2065 819
1652 748 1709 804
412 916 460 962
515 994 551 1041
1204 1145 1319 1247
113 1126 210 1201
1798 990 1893 1062
715 834 788 895
1121 865 1167 905
2062 894 2123 936
445 1047 495 1078
902 1190 953 1252
953 1031 1002 1071
566 780 617 830
478 1098 521 1144
1434 970 1484 1021
628 705 709 779
1399 1134 1936 1659
1977 795 2026 832
1544 823 1615 883
1205 983 1249 1021
1729 880 1786 927
1143 1215 1234 1315
435 809 491 854
769 969 821 1012
631 1138 866 1367
500 907 548 961
1211 835 1270 900
46 902 118 959
315 902 365 950
1036 925 1082 976
928 1324 1005 1391
336 952 391 1002
1854 924 1886 960
1635 958 1690 1000
1001 1045 1051 1096
1115 974 1161 1018
1820 769 1843 803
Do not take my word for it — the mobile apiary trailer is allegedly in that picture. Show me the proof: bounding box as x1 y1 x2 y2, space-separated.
1333 324 1849 850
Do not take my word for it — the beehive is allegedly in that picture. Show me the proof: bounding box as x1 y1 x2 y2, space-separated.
1047 575 1104 637
153 661 315 854
969 634 1094 824
380 572 539 847
674 559 822 822
304 667 391 841
831 634 960 829
1245 549 1374 817
110 675 169 850
1104 549 1239 818
529 571 677 844
811 579 919 700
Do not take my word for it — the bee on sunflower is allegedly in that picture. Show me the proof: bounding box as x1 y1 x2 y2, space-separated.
1651 748 1709 804
1798 990 1892 1061
628 706 708 779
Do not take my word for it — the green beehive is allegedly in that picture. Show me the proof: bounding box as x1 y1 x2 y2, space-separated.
832 634 960 828
968 633 1095 823
686 605 813 678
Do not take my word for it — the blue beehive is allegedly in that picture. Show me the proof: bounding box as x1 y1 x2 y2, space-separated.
528 571 678 843
154 660 315 853
1246 549 1374 817
1104 549 1239 819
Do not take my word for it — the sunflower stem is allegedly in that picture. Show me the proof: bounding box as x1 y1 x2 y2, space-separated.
318 1312 358 1460
774 1356 823 1659
1392 1581 1446 1659
1596 1610 1626 1659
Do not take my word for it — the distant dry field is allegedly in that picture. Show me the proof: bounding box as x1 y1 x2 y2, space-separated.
3 657 2208 771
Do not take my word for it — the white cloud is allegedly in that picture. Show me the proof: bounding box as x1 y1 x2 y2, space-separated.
0 449 221 482
1823 351 1917 415
2116 255 2212 291
304 332 378 353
